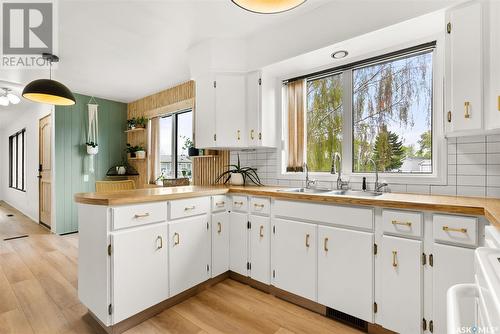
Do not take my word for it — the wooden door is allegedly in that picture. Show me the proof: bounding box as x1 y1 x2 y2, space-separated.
169 216 211 296
39 115 51 227
272 218 317 301
380 235 423 334
229 211 248 276
211 211 230 277
249 214 270 284
318 226 374 322
111 222 168 324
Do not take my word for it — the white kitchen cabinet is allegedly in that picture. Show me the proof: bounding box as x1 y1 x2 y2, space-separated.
249 215 270 284
445 1 483 134
486 0 500 130
272 218 317 301
229 211 249 276
211 211 230 277
195 73 216 148
317 226 374 322
432 243 475 334
379 235 423 334
110 222 169 324
246 71 261 147
168 216 211 296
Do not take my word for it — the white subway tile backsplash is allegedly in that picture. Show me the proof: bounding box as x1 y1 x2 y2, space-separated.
457 135 485 143
447 144 457 155
487 175 500 187
487 134 500 142
457 186 486 197
456 175 486 187
431 185 457 196
487 142 500 153
456 142 486 154
488 153 500 164
456 164 486 176
456 153 486 165
488 165 500 176
487 187 500 198
406 184 430 195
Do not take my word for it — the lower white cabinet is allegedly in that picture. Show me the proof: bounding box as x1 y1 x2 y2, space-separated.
111 222 169 324
318 226 374 322
272 218 317 301
432 243 475 334
211 211 230 277
229 211 249 276
249 215 270 284
168 216 211 296
379 235 423 334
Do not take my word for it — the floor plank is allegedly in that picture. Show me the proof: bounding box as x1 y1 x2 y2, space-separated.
0 308 34 334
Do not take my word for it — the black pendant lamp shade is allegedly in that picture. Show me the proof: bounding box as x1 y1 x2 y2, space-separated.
22 53 76 106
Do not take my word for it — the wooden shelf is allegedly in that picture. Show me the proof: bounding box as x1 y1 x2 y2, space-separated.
125 128 146 133
128 157 146 161
191 155 220 159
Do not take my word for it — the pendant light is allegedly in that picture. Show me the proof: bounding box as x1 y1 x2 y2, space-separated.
0 88 21 106
231 0 306 14
22 53 76 106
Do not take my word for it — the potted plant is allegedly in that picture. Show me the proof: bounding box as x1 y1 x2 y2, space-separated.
215 154 262 186
127 118 136 130
135 145 146 159
86 141 98 155
135 116 147 129
181 136 198 156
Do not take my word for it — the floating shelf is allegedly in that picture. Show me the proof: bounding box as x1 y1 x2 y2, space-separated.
128 157 146 160
191 155 220 159
125 128 146 133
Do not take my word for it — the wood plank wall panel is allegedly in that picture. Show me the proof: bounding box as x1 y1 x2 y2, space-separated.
127 81 228 187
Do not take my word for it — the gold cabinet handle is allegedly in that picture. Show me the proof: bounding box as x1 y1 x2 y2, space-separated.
259 225 264 238
392 251 398 267
305 234 310 248
173 232 180 246
217 222 222 234
134 213 150 218
237 130 241 140
156 235 163 249
464 101 470 119
324 237 329 252
234 201 244 206
184 205 196 211
254 203 265 209
215 201 225 207
442 226 467 233
391 220 412 227
250 129 255 140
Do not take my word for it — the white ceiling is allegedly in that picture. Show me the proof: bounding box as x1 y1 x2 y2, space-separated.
0 0 458 108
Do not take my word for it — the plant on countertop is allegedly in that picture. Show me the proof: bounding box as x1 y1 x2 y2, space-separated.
215 154 263 186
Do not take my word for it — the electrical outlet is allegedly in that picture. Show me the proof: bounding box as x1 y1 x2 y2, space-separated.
83 174 89 182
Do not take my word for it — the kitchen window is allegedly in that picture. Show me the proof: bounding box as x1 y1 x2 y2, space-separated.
9 129 26 191
285 43 435 178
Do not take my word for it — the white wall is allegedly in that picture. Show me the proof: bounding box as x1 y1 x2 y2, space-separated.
0 103 51 222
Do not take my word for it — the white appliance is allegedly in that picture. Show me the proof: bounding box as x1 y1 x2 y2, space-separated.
447 226 500 334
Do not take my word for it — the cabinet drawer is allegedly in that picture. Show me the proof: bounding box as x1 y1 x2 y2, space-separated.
112 202 167 230
212 195 227 212
249 197 270 216
382 210 423 238
231 195 248 212
433 214 477 246
169 197 210 220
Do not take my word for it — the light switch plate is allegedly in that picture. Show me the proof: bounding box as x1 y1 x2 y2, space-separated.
83 174 89 182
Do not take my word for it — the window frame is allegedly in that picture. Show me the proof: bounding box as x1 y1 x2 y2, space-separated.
9 128 26 192
278 37 447 186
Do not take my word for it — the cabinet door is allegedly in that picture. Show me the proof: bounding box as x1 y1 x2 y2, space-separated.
111 222 168 324
318 226 374 322
215 73 247 147
380 235 422 334
169 216 210 296
229 211 249 276
487 1 500 130
446 2 483 133
195 73 216 148
432 243 475 334
272 218 317 301
249 215 270 284
246 71 261 147
211 211 230 277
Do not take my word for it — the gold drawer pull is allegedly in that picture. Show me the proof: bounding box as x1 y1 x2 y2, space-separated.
254 203 265 209
173 233 180 245
184 205 196 211
234 201 244 206
259 225 264 238
442 226 467 233
215 201 225 207
134 213 150 218
217 222 222 234
464 101 470 118
250 129 255 140
324 237 329 252
305 234 310 248
392 251 398 268
237 130 241 140
391 220 412 227
156 236 163 249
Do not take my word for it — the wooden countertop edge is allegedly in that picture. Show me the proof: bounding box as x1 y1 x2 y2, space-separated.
74 186 500 228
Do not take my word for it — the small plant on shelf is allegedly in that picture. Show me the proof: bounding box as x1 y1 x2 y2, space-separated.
135 116 147 128
125 143 146 159
181 136 198 156
126 118 136 130
215 154 262 186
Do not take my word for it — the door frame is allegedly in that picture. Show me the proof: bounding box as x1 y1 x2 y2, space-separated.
38 114 52 230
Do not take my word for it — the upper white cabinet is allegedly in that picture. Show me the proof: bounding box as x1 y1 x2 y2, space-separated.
195 73 216 148
445 1 483 134
485 0 500 130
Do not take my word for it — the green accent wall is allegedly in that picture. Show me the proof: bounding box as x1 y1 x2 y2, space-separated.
55 93 127 234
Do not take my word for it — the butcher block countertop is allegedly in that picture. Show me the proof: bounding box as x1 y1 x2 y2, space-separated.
74 185 500 228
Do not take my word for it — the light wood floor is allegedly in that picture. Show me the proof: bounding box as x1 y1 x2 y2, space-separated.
0 202 362 334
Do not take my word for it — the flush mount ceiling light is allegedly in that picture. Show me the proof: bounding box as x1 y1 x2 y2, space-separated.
231 0 306 14
331 50 349 59
22 53 76 106
0 88 20 106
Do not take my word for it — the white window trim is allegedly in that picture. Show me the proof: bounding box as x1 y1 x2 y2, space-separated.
276 35 448 186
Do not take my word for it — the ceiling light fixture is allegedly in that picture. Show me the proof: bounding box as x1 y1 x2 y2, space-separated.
331 50 349 59
0 88 20 107
231 0 306 14
22 53 76 106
